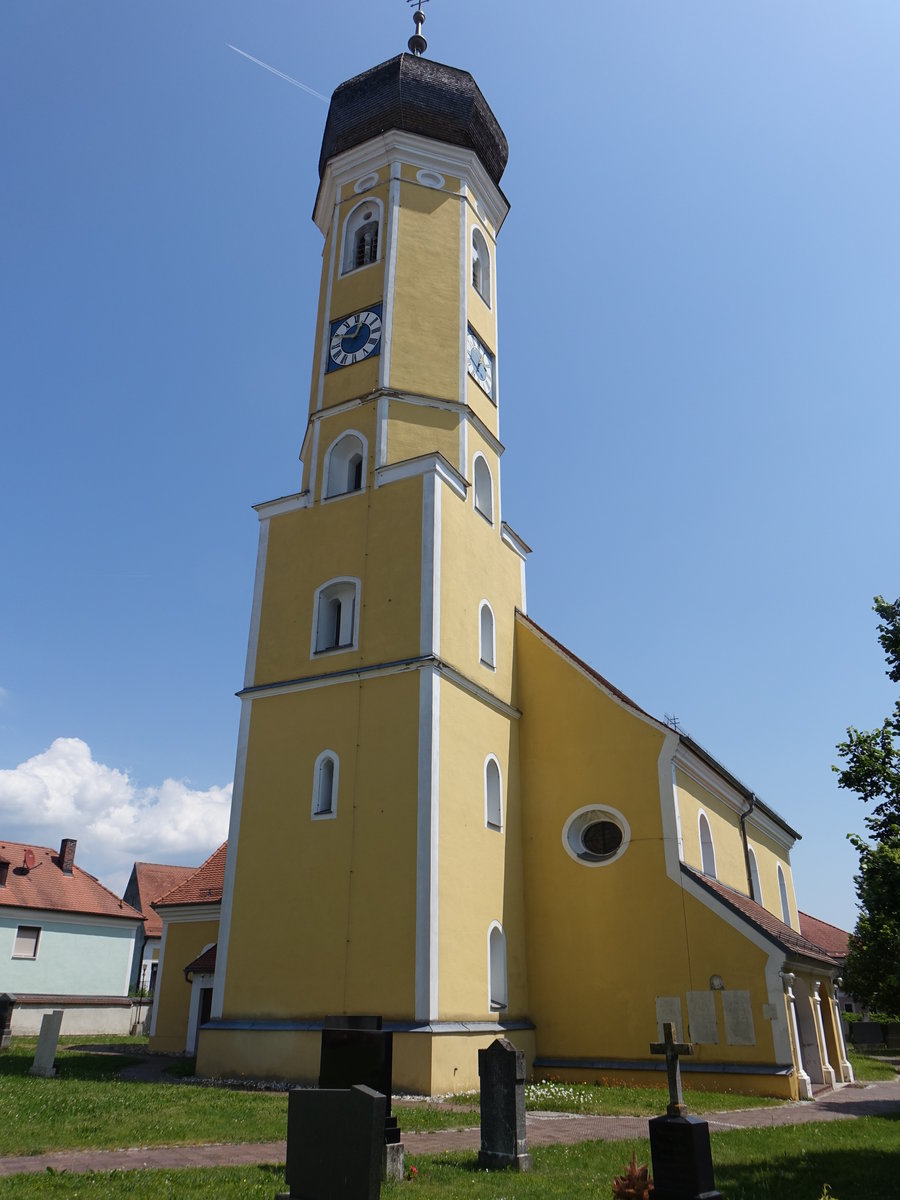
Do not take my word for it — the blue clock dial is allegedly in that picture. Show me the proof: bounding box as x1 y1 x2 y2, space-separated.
328 305 383 371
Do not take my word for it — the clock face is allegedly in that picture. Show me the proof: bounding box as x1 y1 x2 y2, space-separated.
466 328 494 399
328 306 383 370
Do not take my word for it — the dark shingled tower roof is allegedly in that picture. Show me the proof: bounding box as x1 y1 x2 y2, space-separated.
318 53 508 184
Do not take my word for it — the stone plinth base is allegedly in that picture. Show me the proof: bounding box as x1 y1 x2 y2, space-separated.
477 1149 532 1172
649 1114 722 1200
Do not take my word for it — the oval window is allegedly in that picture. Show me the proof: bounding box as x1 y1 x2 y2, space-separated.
562 805 630 867
581 820 623 860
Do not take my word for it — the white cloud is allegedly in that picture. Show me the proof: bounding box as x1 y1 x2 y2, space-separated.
0 738 231 895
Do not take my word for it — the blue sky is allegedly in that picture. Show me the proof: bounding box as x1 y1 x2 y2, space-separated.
1 1 898 928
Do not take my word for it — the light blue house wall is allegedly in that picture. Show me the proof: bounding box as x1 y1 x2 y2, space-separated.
0 910 138 995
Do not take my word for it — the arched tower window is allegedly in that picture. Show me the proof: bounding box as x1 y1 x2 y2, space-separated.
473 454 493 524
479 601 496 668
324 431 367 499
341 199 383 275
748 846 762 904
485 756 502 830
778 864 791 925
312 578 360 655
312 750 339 819
488 922 508 1011
472 227 491 306
699 812 717 879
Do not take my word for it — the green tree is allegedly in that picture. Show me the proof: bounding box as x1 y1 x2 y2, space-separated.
835 596 900 1013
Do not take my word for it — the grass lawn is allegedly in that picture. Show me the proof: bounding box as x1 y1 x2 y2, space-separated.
452 1079 783 1116
2 1117 898 1198
847 1048 900 1081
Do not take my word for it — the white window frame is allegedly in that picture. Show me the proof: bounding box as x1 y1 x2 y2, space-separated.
777 863 791 926
479 600 496 669
312 750 340 820
12 924 41 959
698 811 717 879
340 197 384 276
473 453 494 524
748 846 762 904
311 577 361 657
471 226 492 308
484 754 503 830
488 921 508 1012
323 430 368 500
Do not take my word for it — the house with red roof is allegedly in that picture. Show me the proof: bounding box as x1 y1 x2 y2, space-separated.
148 842 226 1055
0 836 143 1035
122 861 197 997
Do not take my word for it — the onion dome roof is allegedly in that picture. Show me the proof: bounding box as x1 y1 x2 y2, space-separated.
318 53 508 185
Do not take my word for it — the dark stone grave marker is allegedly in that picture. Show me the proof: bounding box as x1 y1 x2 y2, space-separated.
277 1084 385 1200
478 1037 532 1172
648 1022 722 1200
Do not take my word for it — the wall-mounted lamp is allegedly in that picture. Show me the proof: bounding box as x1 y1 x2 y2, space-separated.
709 974 725 991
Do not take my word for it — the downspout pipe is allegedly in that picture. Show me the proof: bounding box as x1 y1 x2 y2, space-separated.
740 792 758 899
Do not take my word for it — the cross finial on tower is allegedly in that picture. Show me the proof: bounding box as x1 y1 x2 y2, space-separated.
407 0 429 56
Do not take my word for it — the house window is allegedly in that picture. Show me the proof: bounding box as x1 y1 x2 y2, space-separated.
777 864 791 925
313 578 360 655
699 812 717 879
472 227 491 306
341 199 383 275
312 750 339 819
488 922 508 1011
479 601 496 668
12 925 40 959
485 756 502 829
324 431 367 499
473 454 493 524
748 846 762 903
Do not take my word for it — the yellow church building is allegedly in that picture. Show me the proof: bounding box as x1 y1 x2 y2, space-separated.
150 30 853 1102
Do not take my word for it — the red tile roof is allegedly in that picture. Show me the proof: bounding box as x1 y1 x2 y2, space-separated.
0 839 142 922
154 843 227 908
129 862 198 937
184 943 217 975
798 911 851 960
683 865 838 968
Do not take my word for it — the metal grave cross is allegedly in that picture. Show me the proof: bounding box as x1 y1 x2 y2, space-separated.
649 1021 693 1117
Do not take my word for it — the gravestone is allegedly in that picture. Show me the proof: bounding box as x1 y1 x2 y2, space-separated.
29 1009 64 1077
0 994 16 1050
477 1037 532 1172
277 1084 385 1200
648 1022 722 1200
319 1018 402 1181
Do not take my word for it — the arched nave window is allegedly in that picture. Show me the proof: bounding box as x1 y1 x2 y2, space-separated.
324 431 367 499
777 864 791 926
471 227 491 306
699 812 717 879
488 922 508 1011
479 601 496 669
473 454 493 524
341 199 382 275
485 756 502 830
312 578 360 655
748 846 762 904
312 750 339 819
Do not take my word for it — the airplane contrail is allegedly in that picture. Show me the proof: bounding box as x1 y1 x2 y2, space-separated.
227 44 329 102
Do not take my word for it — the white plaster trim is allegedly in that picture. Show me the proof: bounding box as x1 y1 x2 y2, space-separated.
415 666 440 1021
148 921 167 1037
316 131 509 237
472 452 494 525
416 168 445 189
500 522 530 558
376 395 389 467
459 183 468 407
420 474 441 657
478 599 496 670
0 906 141 930
315 206 340 412
487 920 507 1011
484 754 503 831
311 749 340 820
562 803 632 867
338 196 384 278
747 806 798 853
698 810 718 879
354 171 379 194
186 964 215 1055
309 420 321 504
519 557 527 615
211 698 250 1019
321 428 369 502
253 492 309 519
437 661 520 719
659 731 684 880
310 576 361 658
243 519 269 689
379 166 400 389
154 903 222 924
671 762 685 862
459 411 468 481
375 452 467 500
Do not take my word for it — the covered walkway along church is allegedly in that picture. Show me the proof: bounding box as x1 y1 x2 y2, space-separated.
150 13 852 1102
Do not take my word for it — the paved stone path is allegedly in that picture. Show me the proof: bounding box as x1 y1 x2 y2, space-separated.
2 1077 898 1178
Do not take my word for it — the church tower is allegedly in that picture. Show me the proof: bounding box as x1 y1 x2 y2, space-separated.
200 29 534 1093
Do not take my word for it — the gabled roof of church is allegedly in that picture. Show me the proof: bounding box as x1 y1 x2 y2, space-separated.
683 865 838 967
798 911 850 960
0 838 142 922
153 843 226 909
127 861 198 937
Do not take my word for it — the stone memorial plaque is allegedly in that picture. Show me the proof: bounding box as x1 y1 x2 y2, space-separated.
281 1084 385 1200
722 990 755 1046
686 991 719 1045
478 1038 531 1172
656 996 684 1043
29 1009 63 1077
